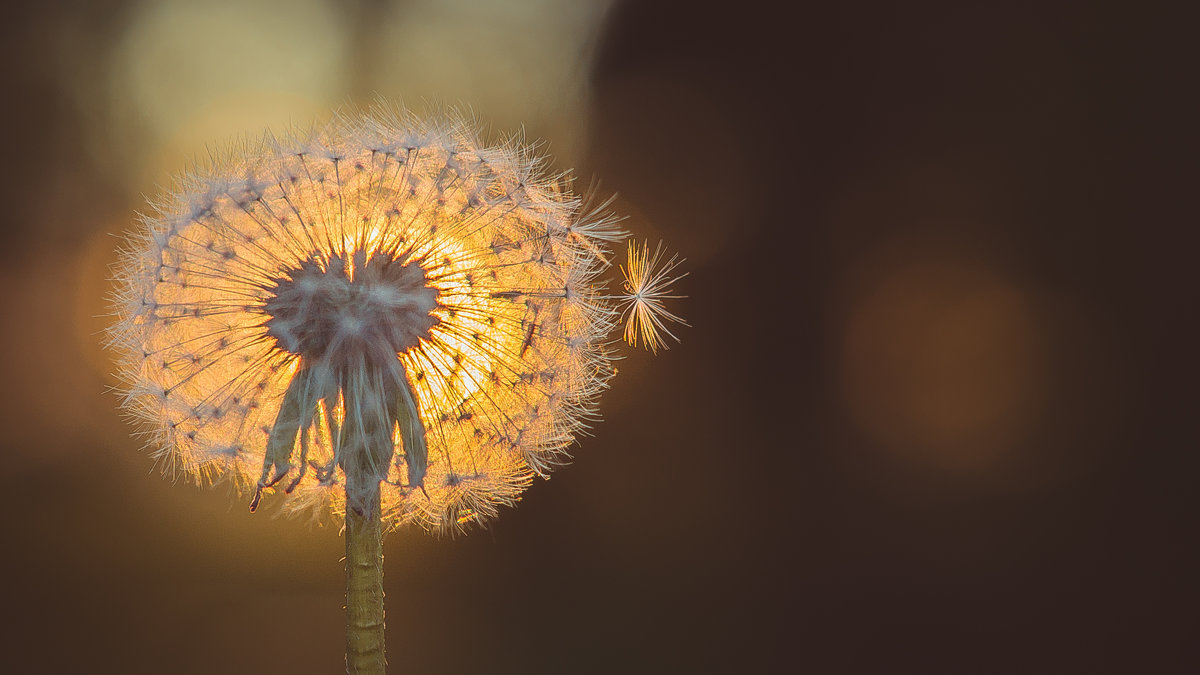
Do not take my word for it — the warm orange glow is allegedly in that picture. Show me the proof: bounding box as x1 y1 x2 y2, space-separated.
839 256 1046 470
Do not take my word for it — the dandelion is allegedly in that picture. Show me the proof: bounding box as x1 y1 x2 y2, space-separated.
108 106 684 672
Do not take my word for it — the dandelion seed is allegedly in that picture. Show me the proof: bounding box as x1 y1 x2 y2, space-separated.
620 240 689 354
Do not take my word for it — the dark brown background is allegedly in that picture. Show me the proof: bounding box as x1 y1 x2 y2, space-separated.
0 1 1194 672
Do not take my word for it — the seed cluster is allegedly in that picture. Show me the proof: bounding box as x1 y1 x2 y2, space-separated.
109 109 633 532
264 252 438 365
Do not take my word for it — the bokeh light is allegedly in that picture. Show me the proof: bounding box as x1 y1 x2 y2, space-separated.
84 0 614 197
364 0 614 166
105 0 352 189
838 244 1046 471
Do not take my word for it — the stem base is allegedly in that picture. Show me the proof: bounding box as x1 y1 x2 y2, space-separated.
345 481 385 674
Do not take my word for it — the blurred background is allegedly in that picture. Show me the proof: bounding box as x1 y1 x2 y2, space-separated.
0 0 1194 672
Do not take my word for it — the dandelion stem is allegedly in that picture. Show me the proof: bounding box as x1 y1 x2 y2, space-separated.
345 477 386 674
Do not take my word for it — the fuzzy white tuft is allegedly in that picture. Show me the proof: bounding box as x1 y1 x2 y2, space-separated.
619 240 689 354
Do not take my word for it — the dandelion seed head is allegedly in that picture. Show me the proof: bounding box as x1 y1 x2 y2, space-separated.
108 107 676 534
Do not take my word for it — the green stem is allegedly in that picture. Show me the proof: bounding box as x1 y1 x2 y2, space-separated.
345 478 386 674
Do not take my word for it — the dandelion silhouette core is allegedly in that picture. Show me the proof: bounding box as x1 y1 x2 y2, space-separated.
107 109 679 533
